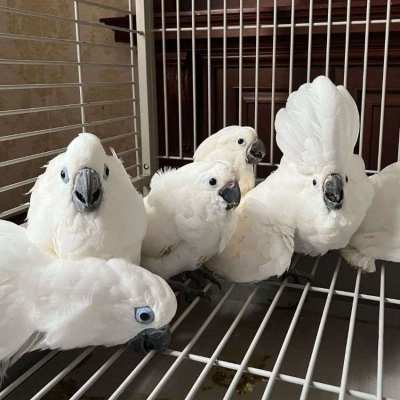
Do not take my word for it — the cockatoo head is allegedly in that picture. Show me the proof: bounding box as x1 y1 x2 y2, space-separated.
194 125 265 166
193 126 265 195
27 132 146 259
103 258 177 352
275 75 362 213
150 160 241 216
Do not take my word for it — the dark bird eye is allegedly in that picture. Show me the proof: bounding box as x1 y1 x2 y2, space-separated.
237 138 245 145
312 179 317 186
104 164 110 179
60 167 69 183
135 306 154 324
209 178 217 186
345 175 349 183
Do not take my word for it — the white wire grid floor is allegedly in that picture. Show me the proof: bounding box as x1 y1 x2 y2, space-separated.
1 253 399 400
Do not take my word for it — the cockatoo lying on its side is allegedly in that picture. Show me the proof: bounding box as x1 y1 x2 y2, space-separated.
206 76 374 283
141 160 241 296
0 220 177 381
193 126 266 195
342 161 400 272
26 132 147 264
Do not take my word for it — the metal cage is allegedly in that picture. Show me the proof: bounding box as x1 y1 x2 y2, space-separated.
1 1 400 399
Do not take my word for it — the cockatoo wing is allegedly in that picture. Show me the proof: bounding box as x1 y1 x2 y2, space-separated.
206 196 294 283
342 162 400 272
275 75 359 173
0 221 49 370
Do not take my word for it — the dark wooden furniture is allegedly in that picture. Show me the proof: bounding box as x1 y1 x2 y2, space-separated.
101 0 400 180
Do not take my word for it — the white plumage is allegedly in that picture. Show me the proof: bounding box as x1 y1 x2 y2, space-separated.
206 172 295 282
275 76 374 256
207 76 373 283
26 133 147 263
342 161 400 272
193 126 265 195
0 220 177 369
141 161 240 279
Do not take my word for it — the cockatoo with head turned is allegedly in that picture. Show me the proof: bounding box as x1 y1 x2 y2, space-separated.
193 126 266 195
26 133 146 263
206 76 374 283
141 160 241 285
342 161 400 273
0 220 177 380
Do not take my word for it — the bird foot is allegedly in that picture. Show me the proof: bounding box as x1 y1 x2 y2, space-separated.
281 268 313 285
185 268 222 290
168 280 211 303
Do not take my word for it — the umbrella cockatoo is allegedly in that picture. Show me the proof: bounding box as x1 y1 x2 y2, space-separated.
206 76 374 282
342 161 400 272
26 133 146 264
141 160 240 291
193 126 265 195
0 220 177 380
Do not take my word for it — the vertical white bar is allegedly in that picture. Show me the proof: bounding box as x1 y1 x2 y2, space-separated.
288 0 295 94
128 0 140 177
254 0 260 130
325 0 332 77
207 0 211 135
299 259 341 400
238 0 243 126
343 0 351 87
161 0 169 157
191 0 197 150
270 0 277 163
136 0 158 175
377 0 391 171
176 0 183 156
73 1 86 131
223 0 227 127
377 265 385 400
307 0 313 83
338 269 362 400
359 0 371 157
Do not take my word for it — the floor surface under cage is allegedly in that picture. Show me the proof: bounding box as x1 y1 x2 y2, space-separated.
1 253 400 400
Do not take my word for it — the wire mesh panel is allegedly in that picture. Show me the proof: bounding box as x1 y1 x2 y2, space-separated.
0 0 147 221
154 0 400 178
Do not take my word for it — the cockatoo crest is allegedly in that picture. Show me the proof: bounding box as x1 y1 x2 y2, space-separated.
275 76 359 174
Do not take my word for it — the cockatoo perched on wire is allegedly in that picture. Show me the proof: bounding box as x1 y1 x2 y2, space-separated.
193 126 266 195
341 161 400 272
26 132 147 264
206 76 374 283
141 160 240 294
0 220 177 380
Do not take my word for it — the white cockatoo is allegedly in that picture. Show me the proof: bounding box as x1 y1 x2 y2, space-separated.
206 76 374 283
141 160 241 285
0 220 177 379
274 75 374 256
193 126 266 195
26 133 146 264
342 161 400 272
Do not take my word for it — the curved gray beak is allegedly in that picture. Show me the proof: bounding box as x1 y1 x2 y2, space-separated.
246 138 266 164
219 180 241 210
129 326 171 353
323 173 344 211
72 167 103 213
